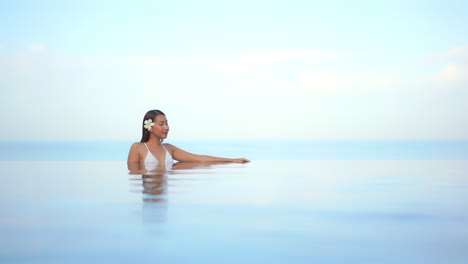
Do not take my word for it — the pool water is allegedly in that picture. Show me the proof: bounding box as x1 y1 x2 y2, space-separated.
1 160 467 263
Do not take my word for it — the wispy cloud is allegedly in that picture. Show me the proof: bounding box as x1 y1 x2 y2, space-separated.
29 44 46 53
437 46 468 61
215 49 342 72
76 49 350 96
424 45 468 64
419 46 468 83
436 63 468 82
373 45 468 88
3 46 467 140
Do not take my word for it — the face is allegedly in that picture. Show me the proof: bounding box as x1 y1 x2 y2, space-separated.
150 114 169 139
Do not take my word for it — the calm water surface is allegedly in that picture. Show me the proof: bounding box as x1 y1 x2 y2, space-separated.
1 160 468 263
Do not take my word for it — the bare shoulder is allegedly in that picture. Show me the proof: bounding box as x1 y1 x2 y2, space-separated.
163 143 177 152
131 142 143 147
130 142 146 152
128 142 146 162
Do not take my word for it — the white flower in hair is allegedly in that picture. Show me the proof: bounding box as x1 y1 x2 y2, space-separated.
144 119 155 131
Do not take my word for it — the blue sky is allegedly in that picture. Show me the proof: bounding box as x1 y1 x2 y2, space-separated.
1 0 468 140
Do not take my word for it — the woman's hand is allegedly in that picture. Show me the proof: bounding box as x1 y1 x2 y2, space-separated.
232 158 250 163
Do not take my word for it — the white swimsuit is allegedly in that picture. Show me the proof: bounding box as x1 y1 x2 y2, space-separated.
143 143 174 170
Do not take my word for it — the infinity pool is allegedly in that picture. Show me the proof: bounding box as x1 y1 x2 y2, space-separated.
1 160 468 263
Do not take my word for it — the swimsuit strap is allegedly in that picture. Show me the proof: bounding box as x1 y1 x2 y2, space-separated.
145 143 167 152
162 144 172 156
143 143 150 151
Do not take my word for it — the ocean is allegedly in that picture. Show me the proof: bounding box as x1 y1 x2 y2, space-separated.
1 140 468 263
1 140 468 161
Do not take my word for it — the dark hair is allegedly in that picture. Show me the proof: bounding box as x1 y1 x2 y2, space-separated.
140 109 166 143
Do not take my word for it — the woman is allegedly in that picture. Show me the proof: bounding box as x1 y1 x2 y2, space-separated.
127 109 249 173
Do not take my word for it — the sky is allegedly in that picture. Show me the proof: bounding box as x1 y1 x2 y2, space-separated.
1 0 468 141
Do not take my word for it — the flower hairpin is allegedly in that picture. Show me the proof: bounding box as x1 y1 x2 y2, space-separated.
144 119 155 131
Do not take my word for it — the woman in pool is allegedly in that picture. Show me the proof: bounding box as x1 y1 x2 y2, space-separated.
127 109 249 172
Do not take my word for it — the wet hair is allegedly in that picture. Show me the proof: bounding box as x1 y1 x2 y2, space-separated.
140 109 166 143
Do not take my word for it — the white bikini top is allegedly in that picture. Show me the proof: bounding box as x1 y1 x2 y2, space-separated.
143 143 174 170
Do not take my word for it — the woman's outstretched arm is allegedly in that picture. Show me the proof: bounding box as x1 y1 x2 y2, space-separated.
165 144 249 163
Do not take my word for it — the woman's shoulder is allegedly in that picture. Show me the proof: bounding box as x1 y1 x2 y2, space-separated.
163 143 177 151
130 142 146 150
128 142 146 162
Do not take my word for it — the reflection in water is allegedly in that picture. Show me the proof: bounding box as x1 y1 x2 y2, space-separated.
129 162 169 202
128 161 238 223
141 174 168 202
128 162 170 223
172 161 239 170
140 173 168 223
4 160 468 262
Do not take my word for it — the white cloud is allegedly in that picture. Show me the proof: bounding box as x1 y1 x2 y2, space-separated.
379 46 468 87
103 49 340 73
436 64 468 82
374 74 402 89
424 45 468 65
0 44 4 50
295 70 346 95
438 46 468 61
215 49 342 72
29 44 46 53
78 49 349 98
418 46 468 83
2 47 468 141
